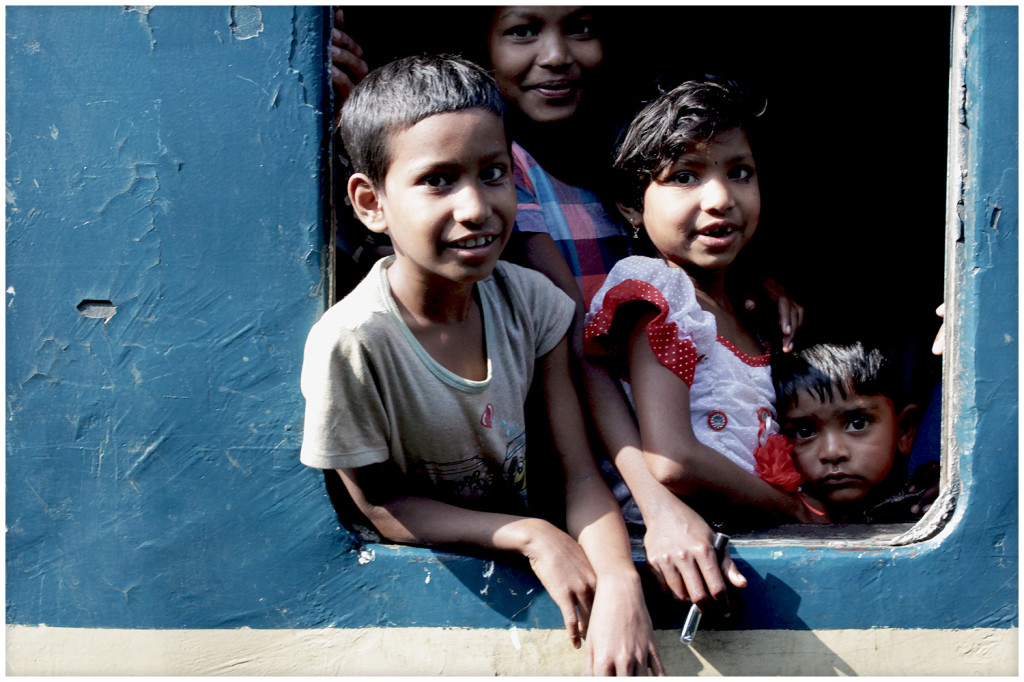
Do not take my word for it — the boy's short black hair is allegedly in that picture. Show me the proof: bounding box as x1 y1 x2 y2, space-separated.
613 76 766 211
774 341 908 411
338 53 506 187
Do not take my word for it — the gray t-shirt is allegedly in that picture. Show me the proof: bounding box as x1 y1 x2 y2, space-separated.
300 257 574 512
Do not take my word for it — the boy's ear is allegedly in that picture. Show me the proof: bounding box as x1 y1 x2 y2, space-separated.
348 172 388 234
895 403 921 455
616 201 643 229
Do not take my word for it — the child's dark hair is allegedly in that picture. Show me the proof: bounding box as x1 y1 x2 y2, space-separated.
774 341 908 411
613 76 766 211
338 53 506 187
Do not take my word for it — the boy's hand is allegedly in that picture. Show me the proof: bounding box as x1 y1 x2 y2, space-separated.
330 9 369 124
519 519 597 649
744 278 805 353
585 574 665 676
643 501 746 612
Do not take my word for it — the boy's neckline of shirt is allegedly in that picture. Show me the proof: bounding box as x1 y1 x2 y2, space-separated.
377 256 494 392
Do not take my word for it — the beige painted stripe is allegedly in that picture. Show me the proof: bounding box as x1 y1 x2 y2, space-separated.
6 624 1017 676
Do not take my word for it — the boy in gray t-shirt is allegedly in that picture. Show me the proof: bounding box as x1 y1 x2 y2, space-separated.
299 55 662 675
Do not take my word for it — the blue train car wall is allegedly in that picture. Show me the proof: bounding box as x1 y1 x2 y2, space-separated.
6 5 1017 675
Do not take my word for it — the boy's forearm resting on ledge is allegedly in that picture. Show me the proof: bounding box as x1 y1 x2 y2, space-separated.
337 455 661 673
539 337 663 674
337 462 562 552
338 462 607 645
541 338 635 571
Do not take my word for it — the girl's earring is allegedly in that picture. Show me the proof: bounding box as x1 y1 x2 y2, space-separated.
631 220 642 240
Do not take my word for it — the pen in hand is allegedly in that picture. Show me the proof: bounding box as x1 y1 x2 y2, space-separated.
680 532 730 643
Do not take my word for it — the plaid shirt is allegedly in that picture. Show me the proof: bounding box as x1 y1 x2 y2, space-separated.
511 142 632 308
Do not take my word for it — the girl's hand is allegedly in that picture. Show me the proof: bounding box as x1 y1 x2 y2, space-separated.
931 302 946 355
520 519 598 649
745 278 805 353
584 574 665 676
643 501 746 612
330 9 369 123
775 293 805 353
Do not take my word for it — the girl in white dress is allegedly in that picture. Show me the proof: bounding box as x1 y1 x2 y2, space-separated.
584 77 830 610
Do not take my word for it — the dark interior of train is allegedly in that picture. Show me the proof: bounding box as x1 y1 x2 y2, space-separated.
336 5 949 366
327 6 951 531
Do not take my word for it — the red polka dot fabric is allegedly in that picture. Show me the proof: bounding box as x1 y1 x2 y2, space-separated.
584 278 701 386
717 334 770 367
585 257 779 476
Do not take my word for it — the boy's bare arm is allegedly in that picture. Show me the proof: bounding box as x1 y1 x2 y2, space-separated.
582 358 747 609
504 232 588 359
627 312 829 525
539 337 664 676
336 460 597 649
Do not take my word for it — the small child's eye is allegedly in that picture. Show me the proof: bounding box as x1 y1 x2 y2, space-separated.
794 425 816 440
783 422 816 441
846 416 870 432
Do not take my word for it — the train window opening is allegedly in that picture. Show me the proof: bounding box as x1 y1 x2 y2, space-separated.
324 6 955 551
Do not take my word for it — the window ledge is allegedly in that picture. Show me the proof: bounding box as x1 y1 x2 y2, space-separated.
627 523 920 560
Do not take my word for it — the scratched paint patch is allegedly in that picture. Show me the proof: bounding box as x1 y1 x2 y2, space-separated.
77 300 117 322
230 6 263 40
357 548 375 565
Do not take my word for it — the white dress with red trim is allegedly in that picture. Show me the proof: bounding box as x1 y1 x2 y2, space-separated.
585 256 779 474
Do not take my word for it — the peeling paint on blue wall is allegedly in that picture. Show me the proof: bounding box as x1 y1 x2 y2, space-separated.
6 6 339 628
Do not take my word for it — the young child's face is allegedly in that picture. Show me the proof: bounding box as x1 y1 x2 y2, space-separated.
781 389 913 505
373 109 516 287
630 127 760 273
487 6 603 125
